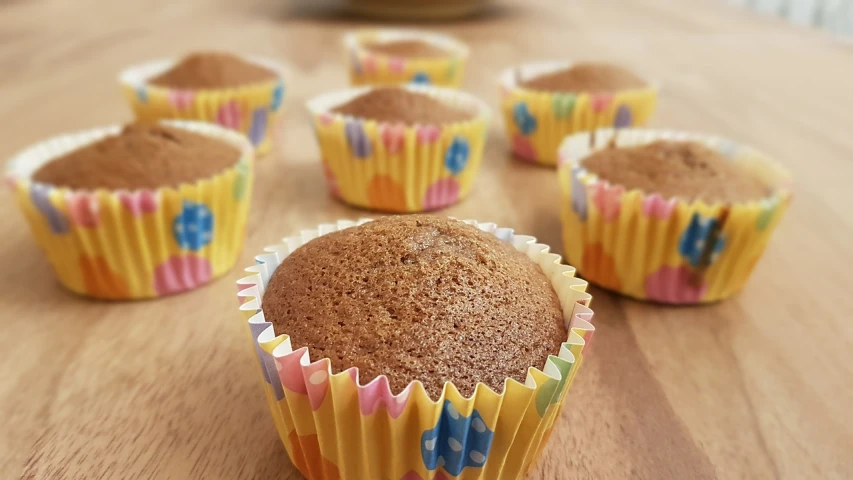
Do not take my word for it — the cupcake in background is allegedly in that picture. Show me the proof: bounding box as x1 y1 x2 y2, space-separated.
120 52 285 155
344 29 469 87
307 85 489 212
499 61 657 166
6 121 253 300
558 129 792 304
238 216 595 480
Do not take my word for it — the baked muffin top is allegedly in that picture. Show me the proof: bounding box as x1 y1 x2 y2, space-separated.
262 215 567 399
363 39 451 58
32 123 241 190
582 140 769 203
148 52 277 89
331 88 474 125
520 62 646 93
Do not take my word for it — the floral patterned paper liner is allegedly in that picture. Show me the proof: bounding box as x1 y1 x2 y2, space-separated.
557 128 793 304
7 120 254 299
237 219 595 479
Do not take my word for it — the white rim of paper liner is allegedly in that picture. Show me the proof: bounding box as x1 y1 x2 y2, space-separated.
118 55 286 94
344 28 470 60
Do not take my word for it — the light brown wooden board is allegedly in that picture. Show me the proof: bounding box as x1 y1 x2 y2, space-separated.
1 0 852 478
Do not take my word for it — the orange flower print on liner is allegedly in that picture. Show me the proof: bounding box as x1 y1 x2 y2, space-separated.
80 256 129 299
367 175 407 212
581 244 621 290
287 430 340 480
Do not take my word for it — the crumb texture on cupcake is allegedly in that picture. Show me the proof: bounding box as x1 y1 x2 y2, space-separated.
148 52 277 89
582 140 769 203
32 124 241 190
262 215 567 399
521 62 646 93
331 88 474 125
363 39 450 58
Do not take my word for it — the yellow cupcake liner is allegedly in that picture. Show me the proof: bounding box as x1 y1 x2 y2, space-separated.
499 62 658 167
344 29 469 88
6 121 254 300
558 129 793 304
237 219 595 480
119 57 285 155
307 85 490 213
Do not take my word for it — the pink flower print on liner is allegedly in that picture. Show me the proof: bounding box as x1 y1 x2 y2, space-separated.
590 94 612 113
644 265 707 304
118 190 158 216
66 192 99 228
216 100 241 130
302 359 332 411
380 123 406 155
318 112 335 126
362 54 378 75
321 161 341 198
416 125 441 144
423 178 460 211
350 372 411 419
512 134 537 163
591 182 623 221
168 90 195 111
275 349 310 394
152 254 212 296
642 194 676 220
389 57 406 74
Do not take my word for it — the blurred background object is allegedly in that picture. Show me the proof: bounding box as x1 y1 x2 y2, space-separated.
729 0 853 35
341 0 493 20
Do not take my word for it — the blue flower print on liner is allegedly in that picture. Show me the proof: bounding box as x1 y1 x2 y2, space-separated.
412 72 431 85
444 136 470 175
345 119 372 158
30 184 68 234
350 50 362 76
136 86 148 104
679 213 725 267
173 201 214 251
421 401 494 476
271 82 284 112
249 108 268 146
513 102 537 136
613 104 633 128
570 166 588 221
718 140 739 160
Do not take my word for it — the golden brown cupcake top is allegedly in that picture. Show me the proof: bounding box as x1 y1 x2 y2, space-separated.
363 39 451 58
520 62 646 93
331 88 474 125
32 124 241 190
582 140 769 203
148 52 277 89
262 215 567 399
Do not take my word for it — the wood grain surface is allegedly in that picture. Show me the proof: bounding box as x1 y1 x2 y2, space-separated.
1 0 852 478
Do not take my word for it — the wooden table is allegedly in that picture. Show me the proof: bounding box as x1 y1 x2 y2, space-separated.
1 0 851 478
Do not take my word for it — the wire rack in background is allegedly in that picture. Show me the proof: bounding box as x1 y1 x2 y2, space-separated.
729 0 853 35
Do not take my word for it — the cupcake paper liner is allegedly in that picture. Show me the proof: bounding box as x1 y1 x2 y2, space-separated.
558 128 793 304
344 29 469 88
119 57 285 155
237 219 595 480
6 121 254 300
499 62 658 167
307 85 490 213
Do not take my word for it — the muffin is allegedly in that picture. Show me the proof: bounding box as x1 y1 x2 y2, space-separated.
344 29 469 88
120 52 285 155
558 129 793 304
7 121 253 299
238 216 595 480
307 85 490 212
499 61 658 166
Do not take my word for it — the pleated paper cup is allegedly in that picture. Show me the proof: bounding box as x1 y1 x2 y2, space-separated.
237 219 595 480
307 85 490 213
6 121 254 300
119 56 285 155
344 29 469 88
499 62 658 167
558 129 793 304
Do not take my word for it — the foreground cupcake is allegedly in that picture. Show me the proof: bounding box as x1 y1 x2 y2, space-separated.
344 29 469 87
7 121 253 299
238 216 594 480
307 85 489 212
119 51 285 154
558 129 792 304
499 61 657 166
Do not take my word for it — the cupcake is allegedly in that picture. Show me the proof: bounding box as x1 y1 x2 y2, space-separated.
7 121 253 299
119 52 285 155
237 216 595 480
558 129 793 304
307 85 490 212
344 29 469 88
499 61 658 166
